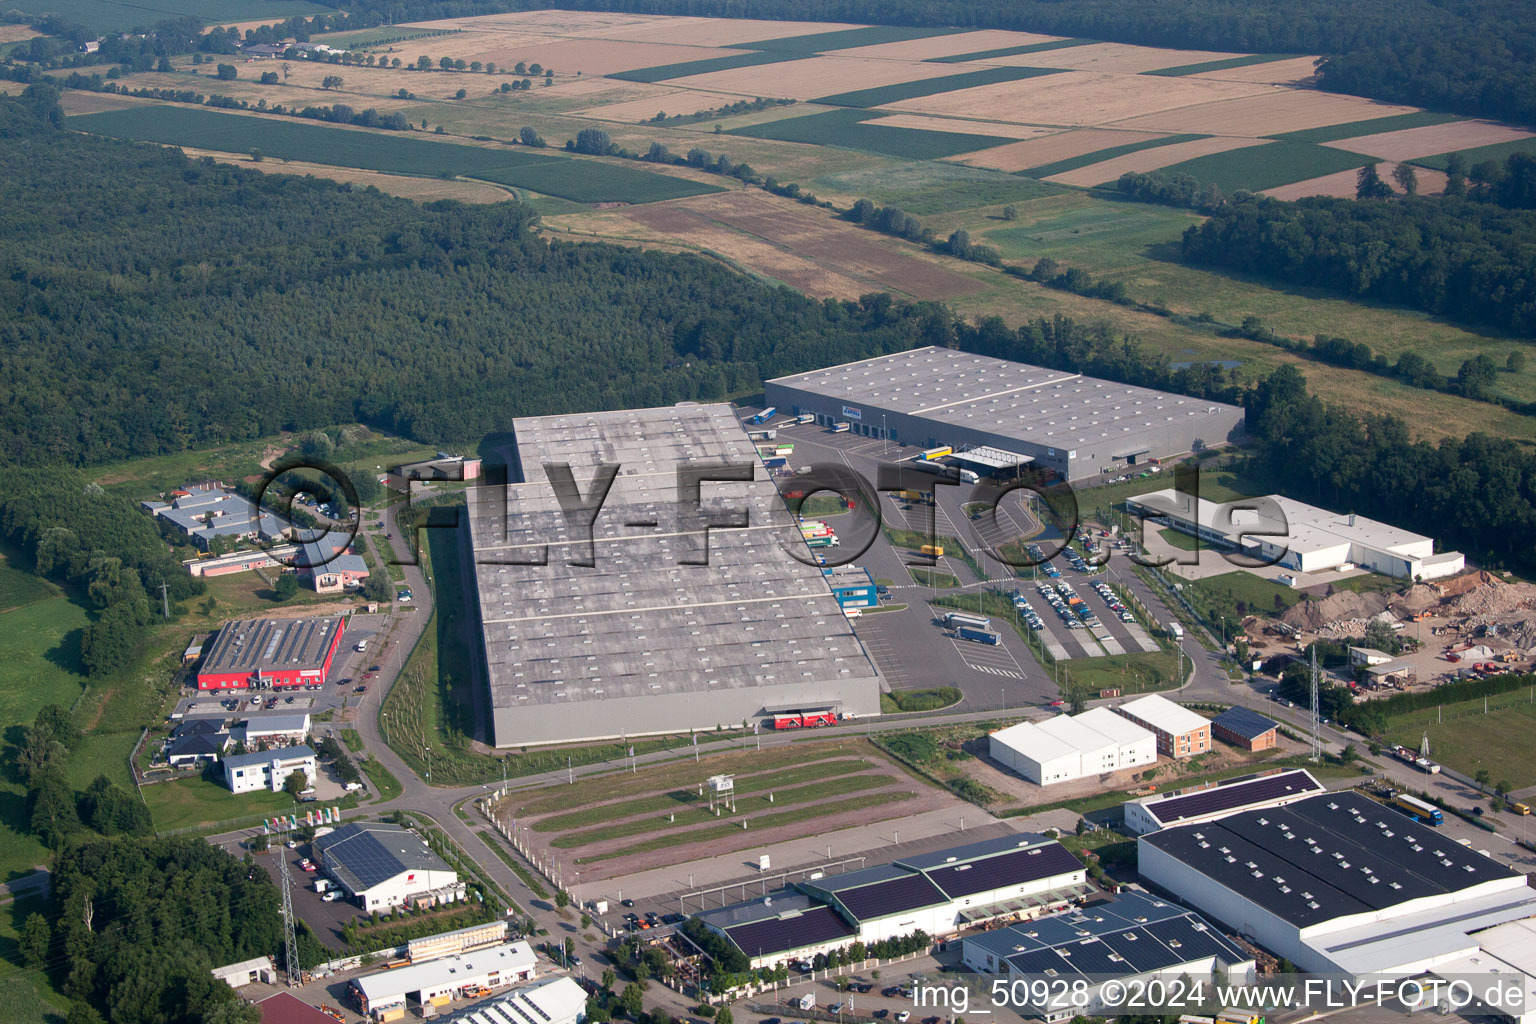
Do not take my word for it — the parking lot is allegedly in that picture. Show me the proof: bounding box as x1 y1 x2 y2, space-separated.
748 414 1170 710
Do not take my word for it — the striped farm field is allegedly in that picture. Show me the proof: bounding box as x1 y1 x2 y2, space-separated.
572 88 762 122
69 106 722 204
1323 120 1536 162
1414 137 1536 169
737 24 971 52
813 65 1064 107
825 29 1066 61
1275 110 1463 143
1142 53 1299 77
1049 135 1269 186
1186 55 1321 84
729 107 1017 158
988 41 1252 74
661 54 968 101
1263 163 1448 200
883 71 1272 127
1021 132 1206 179
950 128 1166 172
1110 90 1423 137
929 37 1094 63
871 114 1059 140
609 49 789 83
1153 139 1377 193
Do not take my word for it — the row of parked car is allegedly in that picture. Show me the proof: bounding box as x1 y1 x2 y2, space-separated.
1090 580 1138 623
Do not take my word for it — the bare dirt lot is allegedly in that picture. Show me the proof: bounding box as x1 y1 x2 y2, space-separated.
664 54 968 101
0 25 40 43
1263 162 1448 199
1111 89 1422 136
1322 120 1536 161
994 41 1251 74
884 71 1272 127
493 738 959 881
1046 135 1267 185
1189 55 1321 85
948 127 1165 171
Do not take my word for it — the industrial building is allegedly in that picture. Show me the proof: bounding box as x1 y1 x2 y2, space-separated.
1138 790 1536 977
465 403 881 748
1113 694 1210 758
144 485 289 551
315 821 464 912
348 940 536 1019
194 616 347 690
696 832 1089 968
184 546 297 578
1123 768 1323 835
822 565 877 611
1209 705 1280 750
1127 488 1465 581
222 745 315 794
764 347 1244 483
963 891 1256 1021
434 975 588 1024
211 956 276 989
989 708 1156 786
255 992 338 1024
389 453 484 489
296 532 369 593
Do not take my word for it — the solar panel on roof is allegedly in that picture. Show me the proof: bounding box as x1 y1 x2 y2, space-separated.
837 874 947 921
925 843 1082 898
725 906 853 957
1211 705 1281 740
1149 772 1323 824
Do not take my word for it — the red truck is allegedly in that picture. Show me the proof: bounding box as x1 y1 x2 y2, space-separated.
771 711 838 729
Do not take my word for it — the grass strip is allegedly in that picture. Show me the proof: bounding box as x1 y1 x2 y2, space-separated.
928 38 1096 64
477 829 550 898
1141 54 1300 77
608 50 790 83
729 108 1016 159
813 66 1062 108
360 756 402 802
1021 133 1208 180
1274 110 1461 143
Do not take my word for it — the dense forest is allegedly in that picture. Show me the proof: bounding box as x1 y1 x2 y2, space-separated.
0 86 942 468
7 0 1536 126
1180 191 1536 335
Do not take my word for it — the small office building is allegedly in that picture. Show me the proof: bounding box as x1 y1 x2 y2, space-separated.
989 708 1156 786
349 941 536 1019
1209 705 1280 751
222 746 316 794
1113 694 1210 758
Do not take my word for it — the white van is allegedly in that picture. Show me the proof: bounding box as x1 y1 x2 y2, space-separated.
354 640 369 653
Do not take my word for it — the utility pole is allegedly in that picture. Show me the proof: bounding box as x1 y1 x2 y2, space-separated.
280 854 300 986
159 581 170 619
1309 645 1322 763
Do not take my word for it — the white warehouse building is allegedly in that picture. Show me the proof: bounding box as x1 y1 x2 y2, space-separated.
1124 768 1324 835
221 746 315 794
315 821 465 912
1138 791 1536 978
990 707 1156 786
1127 488 1464 581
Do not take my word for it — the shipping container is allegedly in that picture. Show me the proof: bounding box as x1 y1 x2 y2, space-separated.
920 446 953 461
943 612 992 630
957 626 1001 645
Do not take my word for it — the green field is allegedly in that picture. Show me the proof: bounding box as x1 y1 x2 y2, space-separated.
928 39 1096 64
1141 54 1299 77
1021 133 1208 180
1386 687 1536 789
69 106 722 204
813 66 1062 108
1276 110 1462 143
0 549 92 879
140 775 301 832
739 25 969 53
1414 136 1536 169
9 0 328 33
732 108 1015 159
1149 139 1376 192
814 160 1062 214
609 50 791 84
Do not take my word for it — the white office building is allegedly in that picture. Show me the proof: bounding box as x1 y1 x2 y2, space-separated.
221 745 316 794
989 707 1156 786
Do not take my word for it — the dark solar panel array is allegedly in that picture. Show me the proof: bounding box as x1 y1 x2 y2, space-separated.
1054 937 1121 974
1211 705 1280 740
926 843 1083 897
837 873 948 920
990 910 1241 976
725 907 854 957
1096 930 1184 973
1141 917 1243 963
317 824 448 891
1004 948 1080 977
1149 770 1322 824
899 832 1047 870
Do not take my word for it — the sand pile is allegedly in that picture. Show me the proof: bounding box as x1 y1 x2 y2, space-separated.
1281 589 1390 630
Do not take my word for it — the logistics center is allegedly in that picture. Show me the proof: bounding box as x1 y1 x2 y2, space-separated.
764 347 1245 483
466 403 881 748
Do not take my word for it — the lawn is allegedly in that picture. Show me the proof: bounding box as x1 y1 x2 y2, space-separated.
140 775 302 833
928 39 1096 64
813 66 1062 108
0 559 59 614
909 567 961 587
1150 139 1376 193
70 106 723 204
1142 54 1301 77
881 686 963 713
730 108 1017 160
9 0 327 33
1185 570 1302 626
0 895 71 1021
1059 649 1182 694
1385 686 1536 789
1021 133 1208 180
360 756 402 802
371 534 405 582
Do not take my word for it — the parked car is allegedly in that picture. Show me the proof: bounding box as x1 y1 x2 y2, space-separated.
321 891 341 902
896 1013 911 1022
621 898 636 908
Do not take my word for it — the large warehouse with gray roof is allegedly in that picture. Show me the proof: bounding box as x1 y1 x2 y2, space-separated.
764 347 1244 482
466 403 881 748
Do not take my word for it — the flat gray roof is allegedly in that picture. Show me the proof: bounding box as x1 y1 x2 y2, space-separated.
468 404 876 712
200 617 344 677
768 347 1241 451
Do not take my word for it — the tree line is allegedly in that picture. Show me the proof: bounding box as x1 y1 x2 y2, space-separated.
1181 189 1536 335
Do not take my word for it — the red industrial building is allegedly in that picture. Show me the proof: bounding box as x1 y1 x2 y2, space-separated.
195 616 347 691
